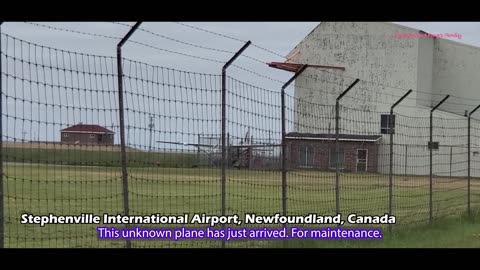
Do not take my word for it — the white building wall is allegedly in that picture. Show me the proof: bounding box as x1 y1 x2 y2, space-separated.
288 22 480 177
416 34 434 107
432 39 480 115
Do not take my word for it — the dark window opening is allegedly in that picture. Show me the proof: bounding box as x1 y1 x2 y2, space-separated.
381 114 395 134
329 147 344 170
428 141 439 150
299 145 314 168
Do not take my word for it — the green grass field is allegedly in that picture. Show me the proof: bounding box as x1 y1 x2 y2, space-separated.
3 154 480 248
4 143 480 247
3 146 197 167
279 214 480 248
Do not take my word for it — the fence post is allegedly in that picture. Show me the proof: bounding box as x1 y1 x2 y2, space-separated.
117 22 141 248
429 95 449 224
227 132 230 168
449 146 453 178
281 65 308 216
197 134 201 166
404 144 407 177
468 104 480 218
221 41 251 248
388 90 412 233
0 21 4 249
148 115 154 152
335 79 359 215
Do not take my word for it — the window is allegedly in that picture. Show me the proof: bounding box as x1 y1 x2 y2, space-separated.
329 147 345 170
428 141 439 150
381 114 395 134
299 145 314 168
90 134 95 138
63 133 69 137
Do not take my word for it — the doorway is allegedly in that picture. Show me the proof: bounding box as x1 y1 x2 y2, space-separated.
357 149 368 172
97 134 103 144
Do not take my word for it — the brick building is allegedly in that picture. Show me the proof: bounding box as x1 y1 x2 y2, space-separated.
61 124 114 145
285 133 382 173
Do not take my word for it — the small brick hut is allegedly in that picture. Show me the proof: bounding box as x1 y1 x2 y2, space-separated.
61 124 115 145
285 132 382 173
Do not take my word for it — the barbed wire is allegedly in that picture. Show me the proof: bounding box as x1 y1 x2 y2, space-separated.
169 22 480 105
0 37 471 114
172 22 295 61
300 71 480 108
112 22 270 65
24 22 121 40
20 22 226 64
317 68 480 104
128 40 224 64
22 22 271 66
1 32 116 59
173 22 245 43
17 22 480 108
111 22 235 54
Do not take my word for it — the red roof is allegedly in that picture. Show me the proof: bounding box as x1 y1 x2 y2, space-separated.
61 124 114 134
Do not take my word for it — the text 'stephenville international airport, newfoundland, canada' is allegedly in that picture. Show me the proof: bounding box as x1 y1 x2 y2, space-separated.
20 213 396 227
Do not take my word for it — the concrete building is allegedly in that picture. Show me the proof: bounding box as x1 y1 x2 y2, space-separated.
61 124 114 145
284 22 480 177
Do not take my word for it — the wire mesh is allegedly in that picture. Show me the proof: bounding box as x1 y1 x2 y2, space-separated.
121 59 222 248
224 76 282 247
1 33 123 248
1 26 479 248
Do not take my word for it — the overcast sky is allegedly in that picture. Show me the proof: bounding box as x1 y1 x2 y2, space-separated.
2 22 479 147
